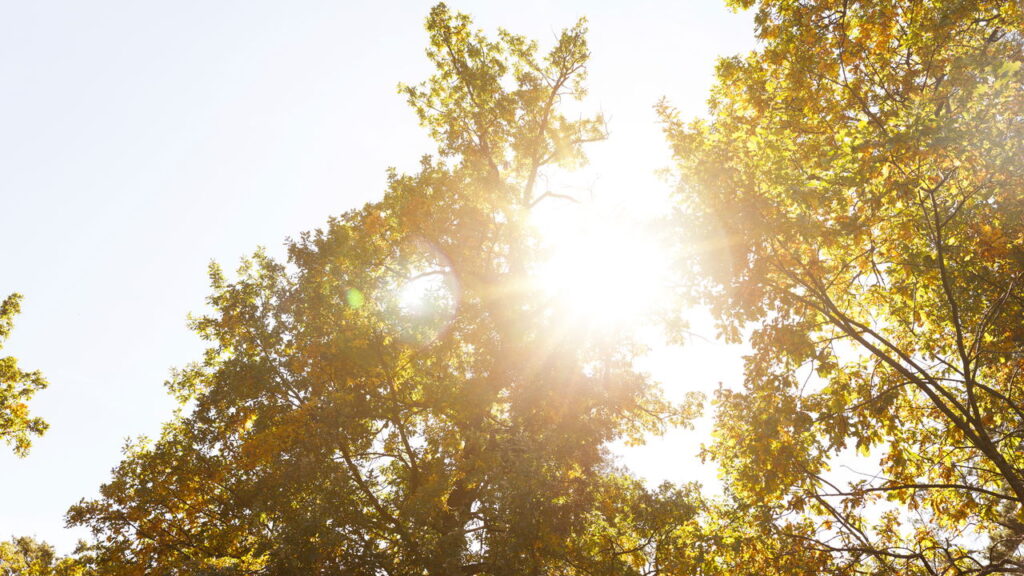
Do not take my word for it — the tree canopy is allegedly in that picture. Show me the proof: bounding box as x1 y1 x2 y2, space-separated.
0 293 48 456
67 5 698 575
2 2 1022 575
663 0 1024 573
0 537 88 576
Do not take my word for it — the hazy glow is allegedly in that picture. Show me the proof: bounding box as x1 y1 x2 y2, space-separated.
398 272 449 313
532 201 673 330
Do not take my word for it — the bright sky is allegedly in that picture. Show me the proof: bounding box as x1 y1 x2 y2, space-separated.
0 1 754 552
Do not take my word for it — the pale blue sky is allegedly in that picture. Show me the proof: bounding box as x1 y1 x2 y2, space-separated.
0 1 753 551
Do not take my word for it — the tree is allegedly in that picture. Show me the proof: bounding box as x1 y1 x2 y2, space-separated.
663 0 1024 573
0 537 90 576
69 5 699 575
0 293 48 456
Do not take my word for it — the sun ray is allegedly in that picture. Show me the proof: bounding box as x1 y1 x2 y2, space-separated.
530 196 674 333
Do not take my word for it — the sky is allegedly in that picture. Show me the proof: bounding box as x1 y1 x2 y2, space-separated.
0 1 755 552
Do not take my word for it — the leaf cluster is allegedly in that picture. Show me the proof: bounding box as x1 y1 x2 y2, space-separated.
664 0 1024 573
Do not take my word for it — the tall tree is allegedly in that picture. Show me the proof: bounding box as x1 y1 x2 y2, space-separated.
0 293 48 456
663 0 1024 573
69 5 698 575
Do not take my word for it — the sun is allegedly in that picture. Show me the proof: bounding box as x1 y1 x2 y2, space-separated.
531 198 674 331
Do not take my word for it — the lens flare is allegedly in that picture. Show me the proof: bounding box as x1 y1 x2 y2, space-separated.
398 272 450 314
388 239 460 346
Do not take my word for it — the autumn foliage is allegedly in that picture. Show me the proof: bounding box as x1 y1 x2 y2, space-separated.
4 1 1024 575
663 0 1024 573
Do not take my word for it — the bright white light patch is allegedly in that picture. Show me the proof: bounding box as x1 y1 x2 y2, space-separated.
387 238 461 346
398 272 449 314
533 203 672 329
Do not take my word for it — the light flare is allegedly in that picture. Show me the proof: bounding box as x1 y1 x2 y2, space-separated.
398 272 451 314
532 200 673 330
